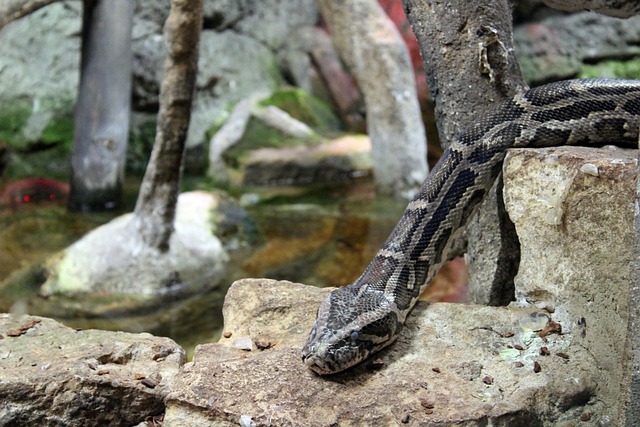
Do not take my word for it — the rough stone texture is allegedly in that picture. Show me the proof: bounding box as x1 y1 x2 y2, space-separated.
0 0 318 150
503 145 637 425
0 313 185 426
40 191 228 295
543 0 640 18
317 0 427 198
628 149 640 426
165 278 611 426
466 177 519 306
514 11 640 84
0 1 81 148
234 135 373 187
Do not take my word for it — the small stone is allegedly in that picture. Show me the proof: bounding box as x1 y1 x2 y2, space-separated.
401 412 411 423
223 331 232 338
580 412 591 421
140 378 157 389
96 369 110 375
533 361 541 373
233 336 253 351
431 367 441 373
514 361 524 368
579 163 599 176
482 375 493 385
255 341 272 350
239 415 256 427
513 344 524 350
540 347 550 356
419 399 434 409
539 321 562 338
556 352 570 360
134 373 146 380
6 319 42 337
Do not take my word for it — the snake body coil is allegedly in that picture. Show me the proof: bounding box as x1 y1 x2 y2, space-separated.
302 78 640 375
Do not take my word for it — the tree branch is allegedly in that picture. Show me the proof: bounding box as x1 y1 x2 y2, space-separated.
133 0 203 252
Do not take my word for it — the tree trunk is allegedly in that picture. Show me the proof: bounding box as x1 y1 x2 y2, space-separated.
403 0 525 148
403 0 526 304
68 0 133 212
132 0 203 252
316 0 428 198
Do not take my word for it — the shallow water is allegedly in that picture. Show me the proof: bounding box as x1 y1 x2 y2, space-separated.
0 179 467 357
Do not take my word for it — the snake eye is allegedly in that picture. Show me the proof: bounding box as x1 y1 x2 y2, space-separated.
350 331 359 341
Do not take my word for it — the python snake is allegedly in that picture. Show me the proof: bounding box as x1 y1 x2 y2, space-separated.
302 78 640 375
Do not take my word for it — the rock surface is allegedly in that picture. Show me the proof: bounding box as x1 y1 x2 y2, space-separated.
0 146 637 425
317 0 428 198
235 135 372 187
0 314 185 426
164 279 602 426
514 11 640 84
40 191 228 296
0 0 319 150
503 145 638 418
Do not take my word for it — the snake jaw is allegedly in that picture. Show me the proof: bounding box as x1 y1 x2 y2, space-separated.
302 338 368 375
301 343 340 375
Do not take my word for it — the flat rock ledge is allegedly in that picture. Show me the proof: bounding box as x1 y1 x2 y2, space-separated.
0 314 185 426
164 279 598 427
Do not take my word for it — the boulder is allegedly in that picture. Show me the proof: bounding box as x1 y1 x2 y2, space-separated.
39 191 228 296
0 0 319 156
163 278 602 426
0 314 185 426
232 134 372 187
514 11 640 84
502 145 638 420
208 87 365 188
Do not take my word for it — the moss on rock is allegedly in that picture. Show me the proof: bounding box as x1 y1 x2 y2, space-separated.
579 57 640 79
259 87 342 133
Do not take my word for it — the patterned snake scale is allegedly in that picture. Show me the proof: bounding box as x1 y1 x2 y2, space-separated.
302 78 640 375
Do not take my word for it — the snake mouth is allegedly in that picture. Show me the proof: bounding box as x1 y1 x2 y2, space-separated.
302 353 333 375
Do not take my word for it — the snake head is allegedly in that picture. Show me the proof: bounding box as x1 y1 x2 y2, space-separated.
302 285 401 375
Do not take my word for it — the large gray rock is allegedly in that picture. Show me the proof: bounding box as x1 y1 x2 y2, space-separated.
0 1 81 148
514 11 640 84
0 0 318 150
40 191 228 296
163 146 638 426
0 314 185 426
317 0 427 198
